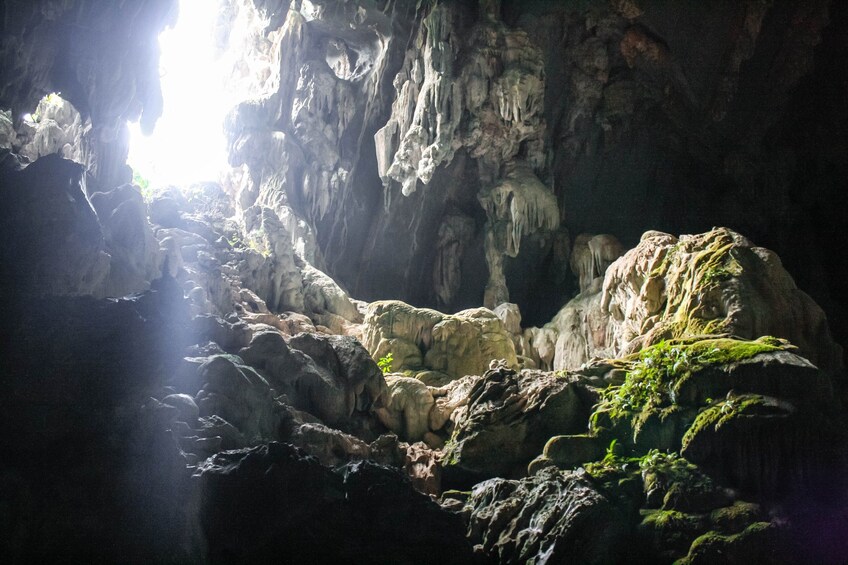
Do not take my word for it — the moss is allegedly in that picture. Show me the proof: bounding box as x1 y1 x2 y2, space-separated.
681 394 775 451
640 508 708 563
646 229 754 342
642 509 703 530
441 489 471 502
590 337 789 445
441 435 461 467
650 241 681 278
709 501 762 534
680 521 776 564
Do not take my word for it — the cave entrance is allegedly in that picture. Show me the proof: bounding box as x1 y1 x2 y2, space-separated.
127 0 238 189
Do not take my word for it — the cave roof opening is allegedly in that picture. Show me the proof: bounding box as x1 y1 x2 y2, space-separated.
128 0 240 189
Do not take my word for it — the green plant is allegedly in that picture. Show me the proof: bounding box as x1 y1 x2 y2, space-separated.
377 352 394 374
132 169 154 202
584 439 632 476
639 449 704 484
590 340 687 432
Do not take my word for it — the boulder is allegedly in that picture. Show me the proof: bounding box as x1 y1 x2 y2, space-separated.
238 330 387 435
529 228 843 375
681 392 842 496
0 154 110 298
373 376 436 442
195 443 476 564
442 364 590 484
195 354 284 442
363 300 518 382
461 467 632 563
91 183 163 296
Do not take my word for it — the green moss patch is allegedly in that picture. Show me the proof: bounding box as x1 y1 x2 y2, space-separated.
709 501 763 534
681 393 787 452
590 337 789 445
680 521 778 564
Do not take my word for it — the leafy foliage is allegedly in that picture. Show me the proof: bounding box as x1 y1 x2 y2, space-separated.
132 169 154 202
590 341 689 433
377 352 394 374
638 449 714 492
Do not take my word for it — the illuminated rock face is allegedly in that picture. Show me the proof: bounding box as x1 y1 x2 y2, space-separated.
216 0 848 336
527 228 843 374
220 0 563 319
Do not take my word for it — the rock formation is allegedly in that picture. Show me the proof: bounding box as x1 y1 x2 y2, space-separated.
525 228 844 374
2 0 848 563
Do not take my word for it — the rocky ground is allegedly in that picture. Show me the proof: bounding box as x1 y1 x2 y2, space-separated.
2 155 847 561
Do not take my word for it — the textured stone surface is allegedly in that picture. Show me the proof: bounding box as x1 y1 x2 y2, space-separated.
0 155 110 297
528 228 844 374
91 183 164 296
0 0 176 192
239 330 387 435
363 300 518 382
195 442 476 564
442 364 591 484
461 467 632 564
0 280 193 563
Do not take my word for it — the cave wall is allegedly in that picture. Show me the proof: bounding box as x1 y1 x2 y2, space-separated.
1 0 845 337
223 0 848 338
0 0 177 192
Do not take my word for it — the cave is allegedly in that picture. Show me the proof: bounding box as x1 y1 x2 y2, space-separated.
2 0 848 563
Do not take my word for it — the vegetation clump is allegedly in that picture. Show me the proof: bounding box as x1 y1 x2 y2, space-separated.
680 393 778 451
377 352 394 374
132 169 155 202
589 336 789 442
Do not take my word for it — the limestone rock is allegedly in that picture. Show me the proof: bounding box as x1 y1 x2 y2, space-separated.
462 468 632 563
493 302 522 335
90 183 163 296
429 374 482 433
288 422 371 468
680 391 842 496
301 261 361 322
148 195 184 228
0 0 176 193
161 393 199 424
374 376 435 443
532 228 844 374
238 206 305 312
195 443 476 564
603 228 842 372
0 155 110 297
443 364 590 483
0 283 192 563
0 108 15 149
480 163 560 306
190 314 252 353
238 330 387 434
195 354 284 443
363 300 518 382
570 233 625 294
404 441 443 497
376 4 546 195
15 94 84 164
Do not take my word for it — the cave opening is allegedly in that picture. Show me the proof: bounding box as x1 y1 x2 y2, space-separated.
127 0 239 188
